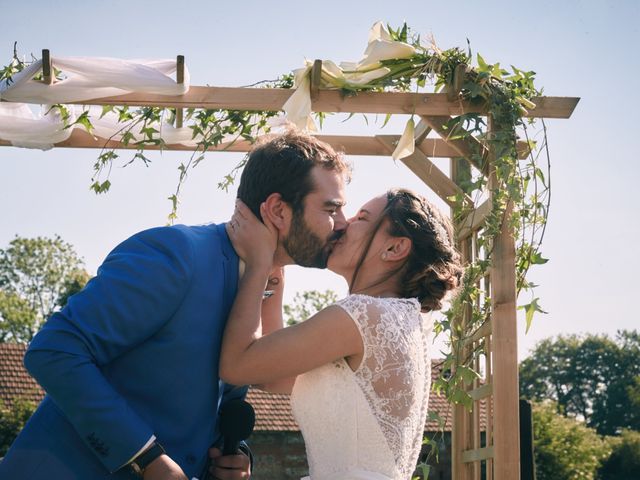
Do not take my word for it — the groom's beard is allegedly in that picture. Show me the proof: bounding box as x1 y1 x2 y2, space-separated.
284 210 341 268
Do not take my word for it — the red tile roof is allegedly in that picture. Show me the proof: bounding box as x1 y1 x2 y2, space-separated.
0 343 43 405
1 343 482 432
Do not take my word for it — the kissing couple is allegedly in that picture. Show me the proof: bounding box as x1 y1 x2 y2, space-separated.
0 130 462 480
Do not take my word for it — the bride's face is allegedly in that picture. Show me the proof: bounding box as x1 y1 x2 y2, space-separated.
327 194 390 278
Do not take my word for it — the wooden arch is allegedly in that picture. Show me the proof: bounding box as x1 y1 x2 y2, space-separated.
0 53 579 480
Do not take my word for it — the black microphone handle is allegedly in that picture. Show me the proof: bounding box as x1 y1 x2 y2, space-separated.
222 439 241 456
199 441 241 480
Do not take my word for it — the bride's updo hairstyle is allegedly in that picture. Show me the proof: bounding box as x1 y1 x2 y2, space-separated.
352 188 463 312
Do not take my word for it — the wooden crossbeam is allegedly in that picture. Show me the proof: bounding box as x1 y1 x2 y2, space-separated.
376 135 472 208
44 87 578 119
420 115 488 172
469 384 493 402
0 130 509 160
463 320 492 348
457 199 492 240
414 118 432 145
462 446 494 463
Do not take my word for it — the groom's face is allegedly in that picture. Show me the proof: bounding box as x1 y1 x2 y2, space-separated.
282 167 347 268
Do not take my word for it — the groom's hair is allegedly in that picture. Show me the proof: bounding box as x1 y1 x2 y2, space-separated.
237 129 350 219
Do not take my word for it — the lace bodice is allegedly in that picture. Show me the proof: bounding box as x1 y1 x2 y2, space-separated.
290 294 433 480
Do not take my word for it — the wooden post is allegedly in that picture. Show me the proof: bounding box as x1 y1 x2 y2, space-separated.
447 63 466 102
42 49 53 85
310 59 322 102
176 55 185 128
451 157 474 480
488 116 521 480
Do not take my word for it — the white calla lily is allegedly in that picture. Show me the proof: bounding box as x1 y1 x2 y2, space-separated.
344 67 390 86
392 117 416 160
282 65 316 131
320 60 346 88
368 21 393 43
358 39 417 70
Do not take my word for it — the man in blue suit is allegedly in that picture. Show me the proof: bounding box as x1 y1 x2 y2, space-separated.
0 130 350 480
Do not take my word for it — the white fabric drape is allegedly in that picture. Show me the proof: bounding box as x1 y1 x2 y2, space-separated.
0 57 189 104
0 56 192 149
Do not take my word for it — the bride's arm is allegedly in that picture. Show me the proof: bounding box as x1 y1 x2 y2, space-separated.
256 267 296 394
220 201 362 392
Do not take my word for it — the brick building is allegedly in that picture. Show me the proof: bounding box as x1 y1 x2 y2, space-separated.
1 343 454 479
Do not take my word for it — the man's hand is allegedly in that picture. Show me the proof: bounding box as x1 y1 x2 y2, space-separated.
208 447 251 479
142 454 188 480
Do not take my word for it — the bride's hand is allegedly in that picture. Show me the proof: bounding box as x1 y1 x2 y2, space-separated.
227 200 277 269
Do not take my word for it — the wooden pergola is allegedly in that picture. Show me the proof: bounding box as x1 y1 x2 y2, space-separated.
0 54 579 480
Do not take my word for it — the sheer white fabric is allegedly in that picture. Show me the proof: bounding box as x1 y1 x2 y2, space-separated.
0 57 189 104
291 294 433 480
0 56 194 149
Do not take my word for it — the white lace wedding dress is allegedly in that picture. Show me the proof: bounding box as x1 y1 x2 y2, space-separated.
290 294 433 480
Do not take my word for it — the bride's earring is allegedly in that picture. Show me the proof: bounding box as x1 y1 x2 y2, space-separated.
381 252 388 260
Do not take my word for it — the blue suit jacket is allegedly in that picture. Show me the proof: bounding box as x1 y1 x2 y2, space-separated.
0 223 243 479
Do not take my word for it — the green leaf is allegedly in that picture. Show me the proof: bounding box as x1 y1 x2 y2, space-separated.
457 365 480 385
476 53 489 72
100 105 115 119
451 389 473 410
518 297 547 333
530 251 549 265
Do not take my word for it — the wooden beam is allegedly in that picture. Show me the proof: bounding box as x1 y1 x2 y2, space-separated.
376 135 471 208
0 130 499 160
175 55 185 128
448 64 467 102
421 115 488 172
50 88 578 119
310 59 322 101
463 320 492 347
469 384 493 401
414 118 432 146
42 49 53 85
462 447 494 463
457 199 492 240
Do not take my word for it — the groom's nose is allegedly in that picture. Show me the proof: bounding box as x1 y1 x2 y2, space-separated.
333 210 347 231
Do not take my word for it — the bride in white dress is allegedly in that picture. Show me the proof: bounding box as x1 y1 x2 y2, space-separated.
220 188 462 480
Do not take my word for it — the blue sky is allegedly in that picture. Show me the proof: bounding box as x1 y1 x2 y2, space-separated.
1 0 638 359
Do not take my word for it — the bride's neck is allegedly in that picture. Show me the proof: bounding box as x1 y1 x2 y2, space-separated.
349 276 400 298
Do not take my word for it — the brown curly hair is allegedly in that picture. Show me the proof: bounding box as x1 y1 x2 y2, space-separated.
237 130 351 219
351 188 463 312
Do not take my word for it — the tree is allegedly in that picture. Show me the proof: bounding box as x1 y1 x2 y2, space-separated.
532 401 611 480
0 235 89 342
0 291 38 342
520 331 640 435
598 430 640 479
283 289 338 326
0 397 37 456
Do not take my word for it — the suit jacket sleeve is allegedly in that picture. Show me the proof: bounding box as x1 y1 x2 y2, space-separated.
24 226 195 473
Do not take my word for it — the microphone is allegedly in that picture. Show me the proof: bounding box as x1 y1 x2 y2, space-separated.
199 399 255 480
220 399 255 455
